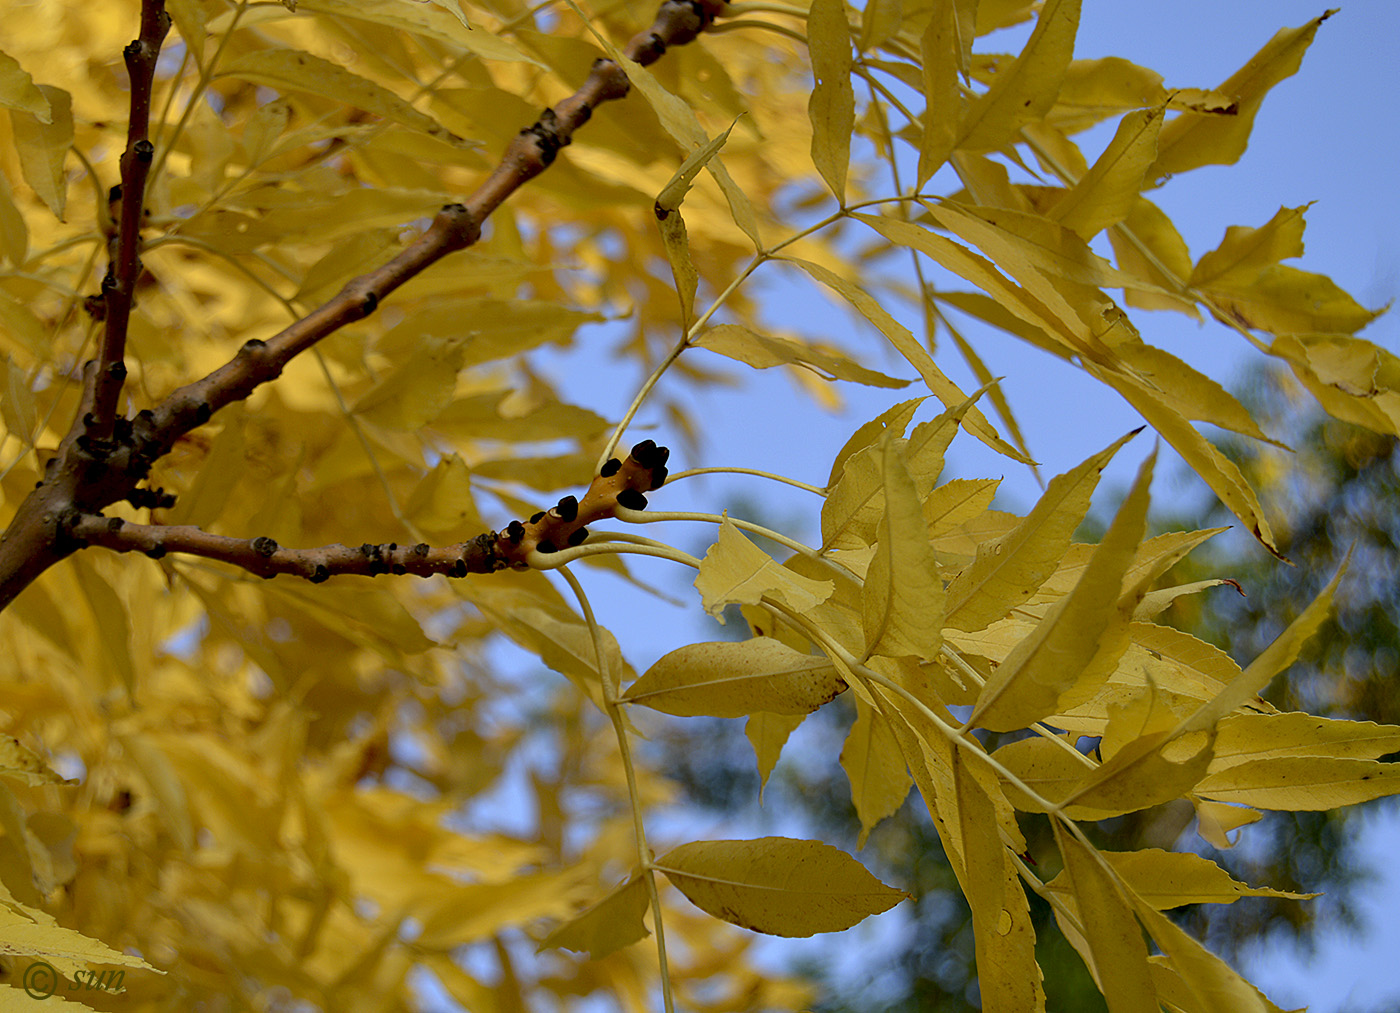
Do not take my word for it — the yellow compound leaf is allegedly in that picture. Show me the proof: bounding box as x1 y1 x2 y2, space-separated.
622 638 847 718
538 875 650 960
695 324 910 388
10 84 72 219
1051 825 1158 1013
945 430 1134 633
957 0 1080 152
969 448 1152 731
217 50 468 146
840 696 912 848
862 432 945 662
695 517 834 619
1050 104 1163 240
1150 10 1334 179
656 837 906 937
807 0 855 201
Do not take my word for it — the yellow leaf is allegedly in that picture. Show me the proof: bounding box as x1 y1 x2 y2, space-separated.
695 324 910 388
655 122 739 325
1106 339 1275 443
945 430 1133 633
415 868 592 949
354 336 467 430
1211 712 1400 771
948 743 1046 1013
1150 11 1334 179
746 712 806 798
294 0 536 64
1109 197 1200 317
1193 798 1263 850
0 49 49 121
587 24 762 248
786 255 1027 460
924 477 1000 536
0 880 159 976
622 638 846 718
1087 363 1281 557
376 299 602 368
71 556 135 697
217 50 467 145
1127 884 1282 1013
969 448 1153 731
0 173 26 266
1051 825 1158 1013
917 0 959 186
840 696 912 848
10 85 72 219
539 875 650 960
0 736 68 788
1092 849 1314 909
862 432 945 661
1051 105 1163 240
1196 757 1400 812
1211 265 1379 335
1191 205 1308 289
1269 334 1400 437
861 216 1082 357
404 453 486 537
656 837 906 937
807 0 855 201
958 0 1080 152
827 396 926 487
695 517 834 619
1 356 36 446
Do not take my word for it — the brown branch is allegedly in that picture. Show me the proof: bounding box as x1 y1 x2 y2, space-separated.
0 0 716 610
68 442 669 584
90 0 171 439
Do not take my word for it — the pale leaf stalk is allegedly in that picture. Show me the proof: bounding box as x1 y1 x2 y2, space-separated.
612 505 862 583
555 565 676 1013
664 466 827 496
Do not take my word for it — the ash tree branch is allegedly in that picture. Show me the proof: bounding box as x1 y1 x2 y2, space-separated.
0 0 716 610
69 442 671 582
90 0 171 439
